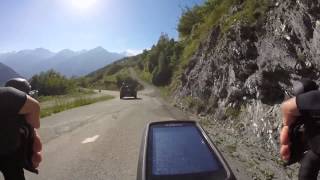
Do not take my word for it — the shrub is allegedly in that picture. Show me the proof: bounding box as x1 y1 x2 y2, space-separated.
30 70 76 96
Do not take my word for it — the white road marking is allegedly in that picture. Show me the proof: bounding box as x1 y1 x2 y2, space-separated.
82 135 100 144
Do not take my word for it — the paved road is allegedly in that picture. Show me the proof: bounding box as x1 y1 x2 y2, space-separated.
18 85 191 180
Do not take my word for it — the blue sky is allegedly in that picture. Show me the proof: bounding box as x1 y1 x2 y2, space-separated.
0 0 203 54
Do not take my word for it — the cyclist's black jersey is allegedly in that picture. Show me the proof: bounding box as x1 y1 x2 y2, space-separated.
0 87 26 155
297 90 320 154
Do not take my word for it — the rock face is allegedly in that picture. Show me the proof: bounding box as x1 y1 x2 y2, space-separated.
175 0 320 155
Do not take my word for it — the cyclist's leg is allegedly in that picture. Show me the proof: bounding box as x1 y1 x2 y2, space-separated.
299 150 320 180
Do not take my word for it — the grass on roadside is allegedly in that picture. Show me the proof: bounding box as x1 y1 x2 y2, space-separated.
40 95 114 118
158 86 171 98
37 89 96 102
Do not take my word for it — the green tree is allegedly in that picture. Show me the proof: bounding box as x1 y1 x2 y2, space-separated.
178 6 203 38
152 52 171 86
30 70 76 96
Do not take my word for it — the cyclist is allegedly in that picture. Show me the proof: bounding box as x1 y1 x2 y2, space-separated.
0 78 42 180
281 89 320 180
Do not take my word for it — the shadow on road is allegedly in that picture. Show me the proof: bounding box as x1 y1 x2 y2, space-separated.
120 97 143 100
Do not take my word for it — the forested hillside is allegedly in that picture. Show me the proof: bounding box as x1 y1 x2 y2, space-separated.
84 57 142 90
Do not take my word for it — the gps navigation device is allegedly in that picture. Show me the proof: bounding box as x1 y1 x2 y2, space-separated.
137 121 236 180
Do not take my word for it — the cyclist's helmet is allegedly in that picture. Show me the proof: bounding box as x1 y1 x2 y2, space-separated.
5 78 31 94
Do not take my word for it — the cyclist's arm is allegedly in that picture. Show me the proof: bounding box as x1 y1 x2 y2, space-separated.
19 95 40 129
281 97 300 126
0 87 40 129
280 97 300 160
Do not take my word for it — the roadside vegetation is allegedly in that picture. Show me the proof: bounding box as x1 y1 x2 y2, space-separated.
40 95 114 118
37 88 95 102
30 70 77 96
29 69 115 117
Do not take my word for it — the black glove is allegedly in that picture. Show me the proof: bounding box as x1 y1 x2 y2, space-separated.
284 117 309 166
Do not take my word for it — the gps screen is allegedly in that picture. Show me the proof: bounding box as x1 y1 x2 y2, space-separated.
149 123 223 176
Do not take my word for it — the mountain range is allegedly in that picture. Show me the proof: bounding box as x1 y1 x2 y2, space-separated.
0 47 125 78
0 62 21 86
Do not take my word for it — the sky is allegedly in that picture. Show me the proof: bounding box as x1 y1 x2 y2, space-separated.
0 0 204 54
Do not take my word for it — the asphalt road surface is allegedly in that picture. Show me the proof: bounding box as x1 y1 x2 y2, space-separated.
16 85 191 180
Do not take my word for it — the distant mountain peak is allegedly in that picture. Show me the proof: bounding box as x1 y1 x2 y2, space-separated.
16 48 55 59
35 47 50 51
19 48 51 53
53 49 77 59
91 46 108 53
95 46 104 49
59 49 74 53
57 49 76 55
0 47 125 77
0 62 21 85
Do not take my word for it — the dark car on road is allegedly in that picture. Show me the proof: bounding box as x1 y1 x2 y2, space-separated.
120 84 137 99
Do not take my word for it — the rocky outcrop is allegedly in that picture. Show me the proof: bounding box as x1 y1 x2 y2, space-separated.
175 0 320 159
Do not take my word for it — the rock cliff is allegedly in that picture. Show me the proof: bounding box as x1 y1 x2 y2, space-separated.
175 0 320 178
